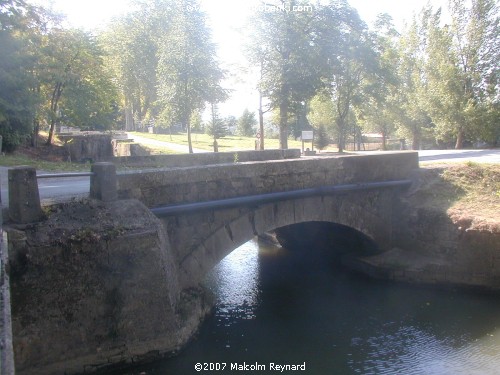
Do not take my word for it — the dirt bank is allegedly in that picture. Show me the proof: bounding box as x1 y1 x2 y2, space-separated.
345 162 500 292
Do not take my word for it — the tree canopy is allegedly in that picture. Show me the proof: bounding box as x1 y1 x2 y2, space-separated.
1 0 498 152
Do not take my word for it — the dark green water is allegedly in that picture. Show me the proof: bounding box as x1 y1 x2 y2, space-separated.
128 239 500 375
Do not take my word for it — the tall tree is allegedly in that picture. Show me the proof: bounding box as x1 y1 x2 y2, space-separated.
157 0 224 153
392 16 433 150
44 29 118 144
101 0 170 130
357 14 399 150
0 0 45 150
423 0 499 148
316 0 378 152
250 0 321 149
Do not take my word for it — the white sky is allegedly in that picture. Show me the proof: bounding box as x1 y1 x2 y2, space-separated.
33 0 449 117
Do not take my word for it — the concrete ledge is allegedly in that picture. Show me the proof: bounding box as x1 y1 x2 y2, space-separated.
113 149 301 167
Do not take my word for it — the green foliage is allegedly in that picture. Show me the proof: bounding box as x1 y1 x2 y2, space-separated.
314 124 330 151
1 0 498 155
0 0 40 150
248 0 322 149
101 0 170 128
48 30 120 132
237 109 257 137
156 0 225 153
315 1 379 152
205 104 228 139
417 0 500 148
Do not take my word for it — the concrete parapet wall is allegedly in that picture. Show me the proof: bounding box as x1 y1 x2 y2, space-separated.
117 152 419 207
113 148 301 168
58 134 113 162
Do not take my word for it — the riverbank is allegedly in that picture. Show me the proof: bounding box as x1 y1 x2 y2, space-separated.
346 162 500 291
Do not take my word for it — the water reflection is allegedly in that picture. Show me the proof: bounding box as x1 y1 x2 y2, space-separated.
130 237 500 375
205 241 260 324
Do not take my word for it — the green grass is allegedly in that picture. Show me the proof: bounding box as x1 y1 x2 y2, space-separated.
0 132 305 172
415 163 500 221
129 132 304 151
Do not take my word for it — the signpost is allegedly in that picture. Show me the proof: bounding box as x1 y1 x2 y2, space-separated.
301 131 314 154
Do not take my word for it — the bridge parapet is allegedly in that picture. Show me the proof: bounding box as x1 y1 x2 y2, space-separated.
117 152 419 208
115 148 301 167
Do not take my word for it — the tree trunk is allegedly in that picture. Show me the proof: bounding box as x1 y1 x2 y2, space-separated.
279 100 289 150
455 129 464 149
31 119 39 148
47 82 64 146
336 118 345 153
411 129 420 150
381 131 387 151
47 119 56 146
258 93 265 150
187 117 193 154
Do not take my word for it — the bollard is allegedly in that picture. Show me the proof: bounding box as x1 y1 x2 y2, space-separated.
90 162 117 201
8 166 44 224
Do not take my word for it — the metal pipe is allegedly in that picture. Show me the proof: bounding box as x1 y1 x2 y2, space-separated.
150 179 412 217
37 172 94 179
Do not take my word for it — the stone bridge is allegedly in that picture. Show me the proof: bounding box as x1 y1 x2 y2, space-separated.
116 152 418 288
4 150 422 374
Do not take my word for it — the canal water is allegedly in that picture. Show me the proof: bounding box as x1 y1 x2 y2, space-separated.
128 239 500 375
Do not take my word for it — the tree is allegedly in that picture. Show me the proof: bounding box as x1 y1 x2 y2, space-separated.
357 14 399 150
422 0 499 148
101 0 170 130
309 93 336 133
249 0 322 149
44 29 119 144
314 124 330 151
237 109 257 137
157 0 224 153
392 16 433 150
225 115 237 135
0 0 44 150
316 1 378 152
205 103 228 152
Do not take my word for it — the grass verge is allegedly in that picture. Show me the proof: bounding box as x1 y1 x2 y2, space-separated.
129 132 304 151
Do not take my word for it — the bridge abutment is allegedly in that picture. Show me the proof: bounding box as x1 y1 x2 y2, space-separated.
6 199 212 375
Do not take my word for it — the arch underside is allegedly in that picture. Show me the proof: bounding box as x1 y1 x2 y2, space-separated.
167 190 396 289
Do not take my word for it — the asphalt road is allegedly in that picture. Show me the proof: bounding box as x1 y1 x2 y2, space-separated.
1 149 498 207
0 168 89 207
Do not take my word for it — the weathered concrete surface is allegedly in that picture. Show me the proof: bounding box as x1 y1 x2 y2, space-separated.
117 152 418 207
116 152 418 289
8 166 44 224
165 189 401 289
113 148 301 168
58 134 113 162
7 199 212 375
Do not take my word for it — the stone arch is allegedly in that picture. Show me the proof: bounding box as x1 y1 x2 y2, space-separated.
177 189 395 289
274 221 380 260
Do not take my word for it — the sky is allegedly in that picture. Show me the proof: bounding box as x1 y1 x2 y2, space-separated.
33 0 449 117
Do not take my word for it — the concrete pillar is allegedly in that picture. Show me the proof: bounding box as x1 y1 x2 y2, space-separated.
8 166 44 224
90 162 117 201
